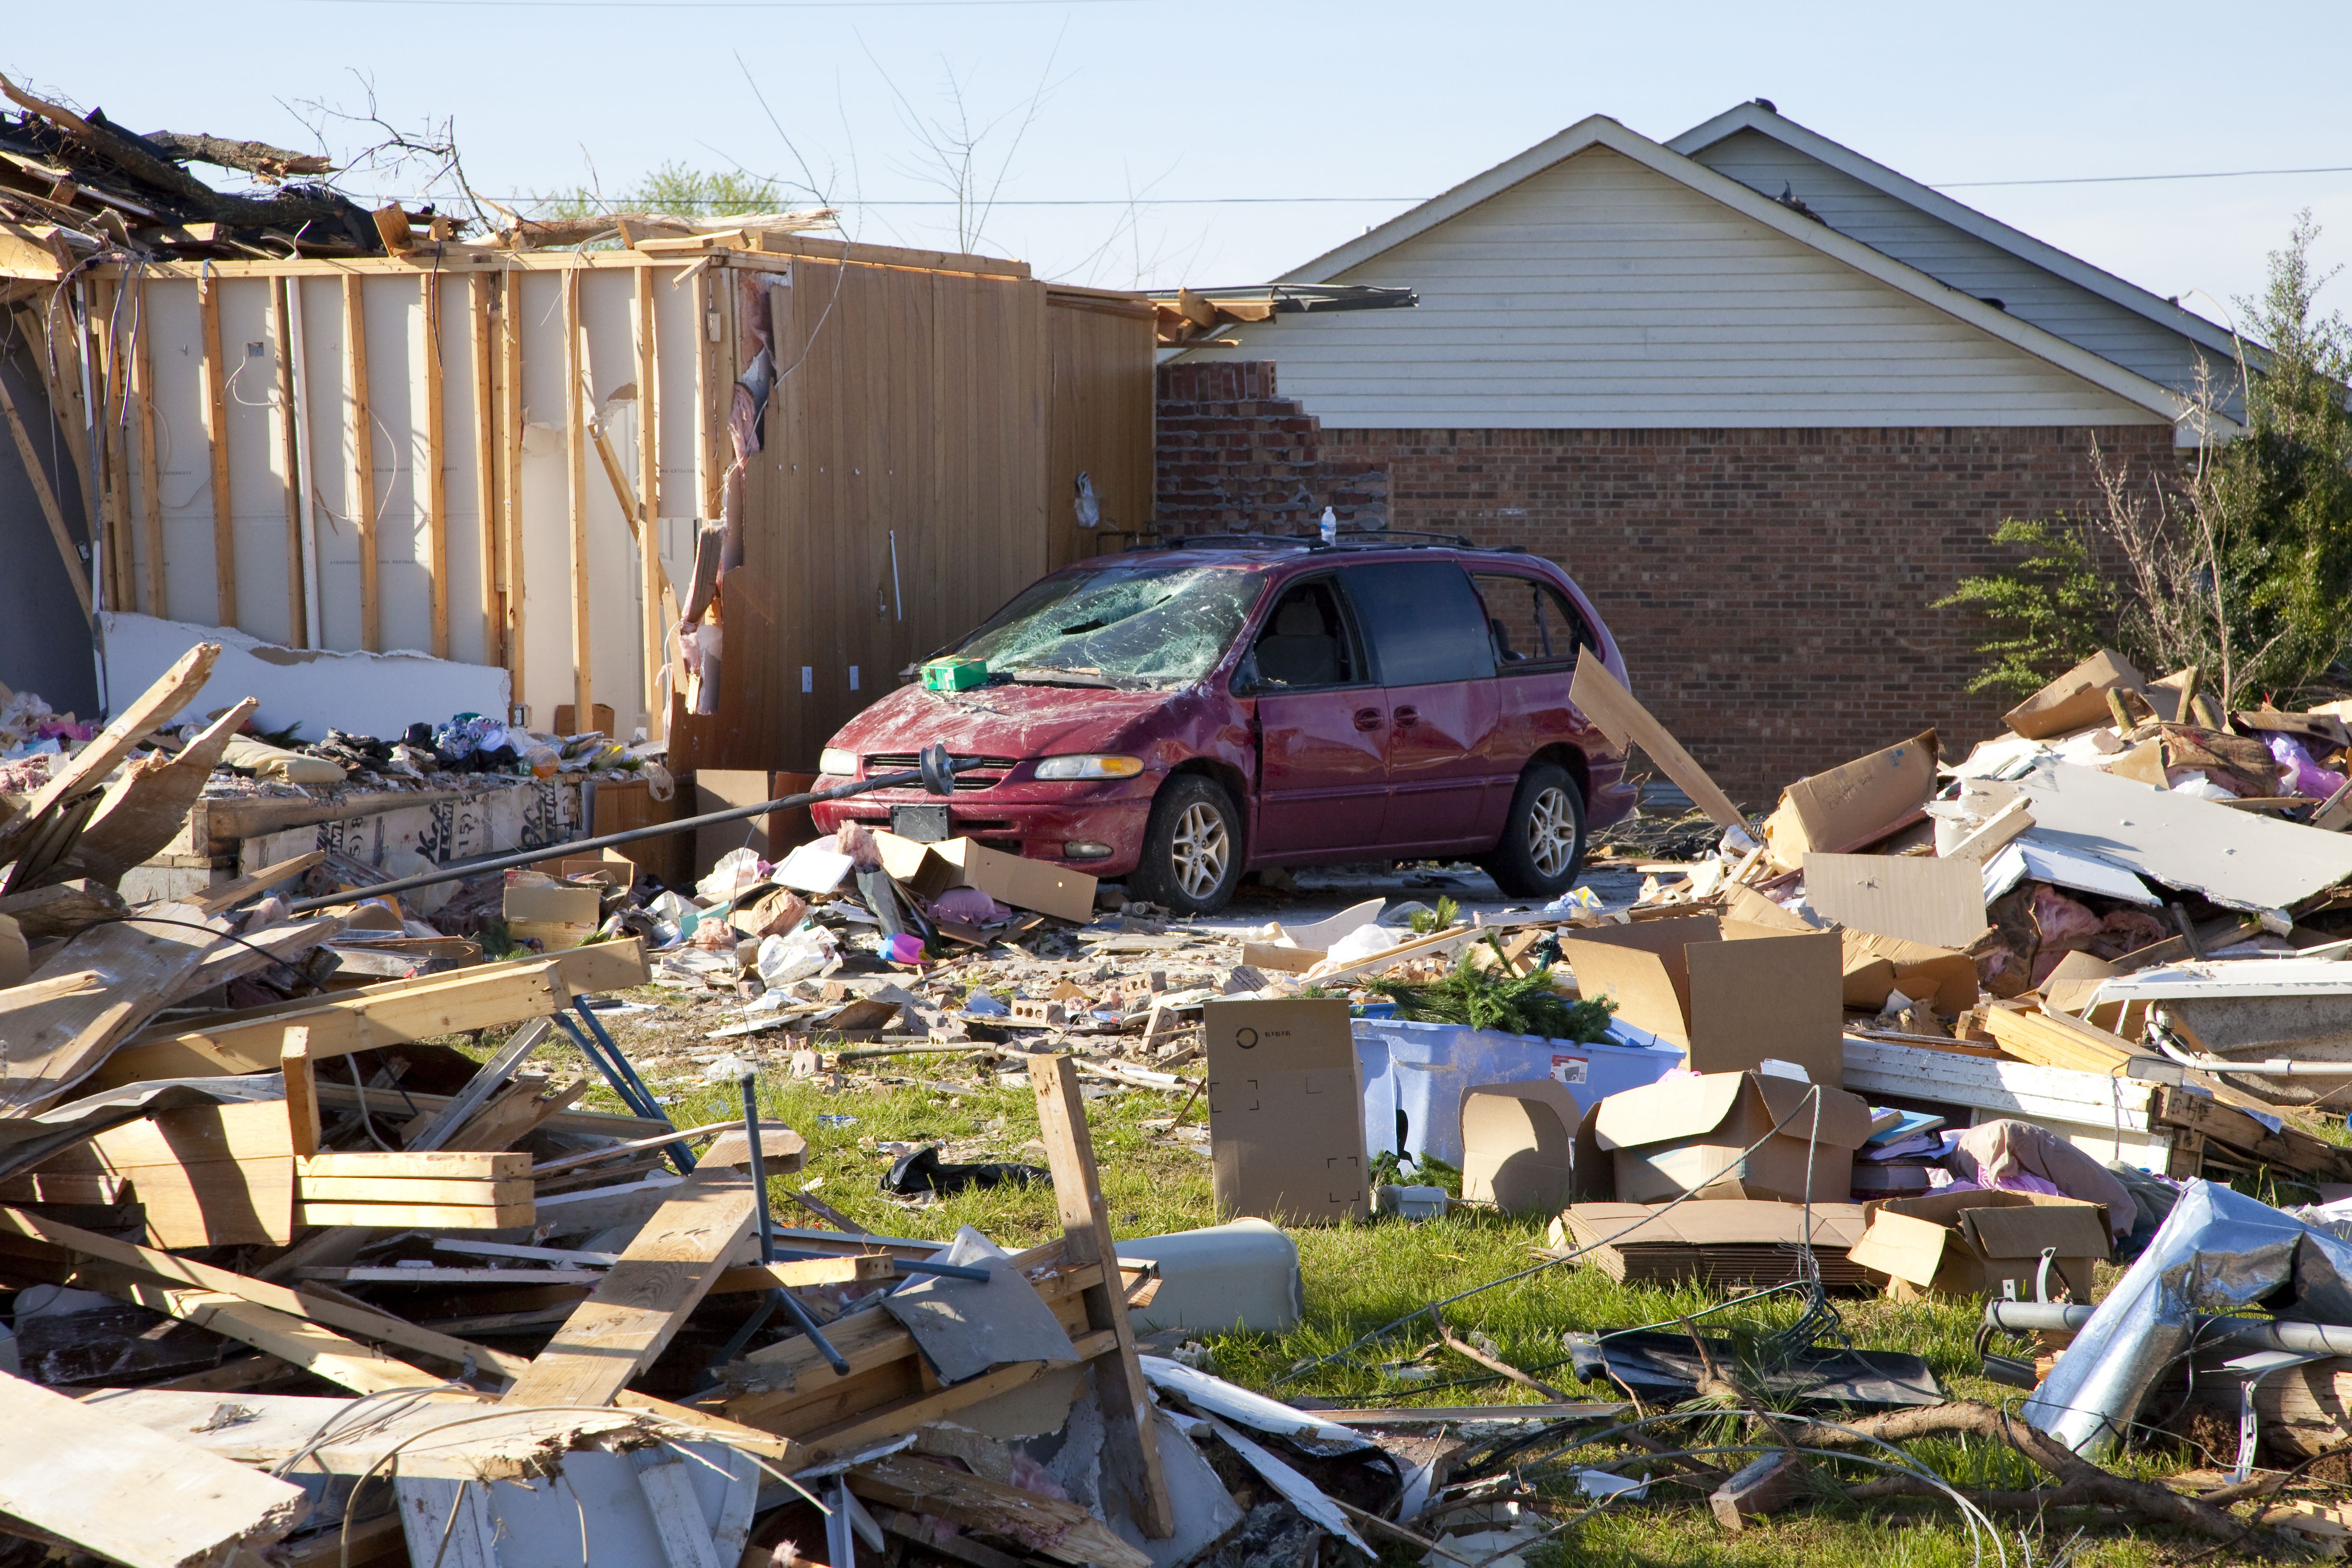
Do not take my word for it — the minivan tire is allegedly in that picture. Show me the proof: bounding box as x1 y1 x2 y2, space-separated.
1482 763 1586 899
1129 774 1244 916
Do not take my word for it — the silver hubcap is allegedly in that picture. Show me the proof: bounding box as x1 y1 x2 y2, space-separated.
1528 786 1577 877
1171 802 1231 899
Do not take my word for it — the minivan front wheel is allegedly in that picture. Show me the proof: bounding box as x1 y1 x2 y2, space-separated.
1482 763 1586 899
1130 774 1243 915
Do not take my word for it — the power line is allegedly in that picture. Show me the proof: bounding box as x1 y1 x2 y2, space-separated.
477 194 1426 206
308 0 1143 7
1936 163 2352 189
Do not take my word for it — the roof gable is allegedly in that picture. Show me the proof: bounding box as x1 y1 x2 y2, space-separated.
1666 103 2247 377
1266 116 2202 430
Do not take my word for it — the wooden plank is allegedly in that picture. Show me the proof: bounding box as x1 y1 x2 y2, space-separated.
439 1073 590 1153
500 1170 756 1407
271 276 306 642
564 268 592 729
0 1365 306 1568
132 277 165 616
89 275 134 611
282 1024 321 1157
296 1199 536 1229
636 263 663 743
183 849 327 916
297 1176 533 1204
89 1097 296 1248
0 640 217 865
101 952 580 1084
0 902 226 1115
500 268 525 702
0 359 92 621
58 697 256 885
2153 1085 2352 1181
422 270 449 657
1027 1053 1173 1538
343 275 378 649
197 272 237 626
846 1444 1145 1568
298 1150 527 1178
136 1285 465 1397
708 1253 895 1292
470 273 500 663
1570 647 1743 828
632 1449 727 1568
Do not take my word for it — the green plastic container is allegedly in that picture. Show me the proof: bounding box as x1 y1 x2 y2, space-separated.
921 656 989 691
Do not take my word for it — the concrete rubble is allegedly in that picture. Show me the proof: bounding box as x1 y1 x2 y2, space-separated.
12 640 2352 1562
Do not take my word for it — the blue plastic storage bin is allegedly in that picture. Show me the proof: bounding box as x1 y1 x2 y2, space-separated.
1351 1018 1685 1170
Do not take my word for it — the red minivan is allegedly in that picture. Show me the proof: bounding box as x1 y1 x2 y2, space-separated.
810 538 1638 914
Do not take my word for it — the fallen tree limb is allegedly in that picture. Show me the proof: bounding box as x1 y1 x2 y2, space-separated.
142 132 333 181
1777 1401 2258 1547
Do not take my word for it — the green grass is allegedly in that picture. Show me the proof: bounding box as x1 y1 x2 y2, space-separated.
461 1009 2276 1565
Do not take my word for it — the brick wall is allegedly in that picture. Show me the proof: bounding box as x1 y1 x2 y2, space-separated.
1158 361 2184 804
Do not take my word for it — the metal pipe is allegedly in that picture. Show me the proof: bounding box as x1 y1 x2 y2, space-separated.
2146 1019 2352 1076
1987 1300 2352 1358
286 745 968 914
564 999 695 1174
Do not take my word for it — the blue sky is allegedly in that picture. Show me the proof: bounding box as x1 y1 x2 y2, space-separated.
11 0 2352 317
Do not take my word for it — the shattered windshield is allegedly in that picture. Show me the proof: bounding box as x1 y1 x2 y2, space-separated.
955 563 1265 686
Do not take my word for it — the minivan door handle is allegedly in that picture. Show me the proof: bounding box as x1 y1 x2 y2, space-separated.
1393 705 1420 729
1353 708 1384 731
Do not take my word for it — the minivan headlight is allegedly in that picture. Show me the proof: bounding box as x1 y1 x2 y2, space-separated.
1034 754 1144 780
818 748 858 777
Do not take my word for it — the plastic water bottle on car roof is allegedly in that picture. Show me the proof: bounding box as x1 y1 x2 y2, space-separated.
1319 505 1338 547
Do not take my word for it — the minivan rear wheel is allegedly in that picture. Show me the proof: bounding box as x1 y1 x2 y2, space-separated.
1481 762 1586 899
1130 774 1243 915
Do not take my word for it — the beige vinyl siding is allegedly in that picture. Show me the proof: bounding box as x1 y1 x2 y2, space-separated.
1189 146 2166 430
1689 128 2232 404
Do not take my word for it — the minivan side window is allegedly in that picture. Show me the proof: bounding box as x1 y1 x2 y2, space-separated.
1342 562 1499 686
1470 572 1596 671
1238 577 1367 691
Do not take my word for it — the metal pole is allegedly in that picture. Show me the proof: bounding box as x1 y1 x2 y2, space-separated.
286 744 968 914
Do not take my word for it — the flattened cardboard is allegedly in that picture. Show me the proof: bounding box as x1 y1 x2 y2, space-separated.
1460 1079 1583 1215
2107 738 2168 788
2003 650 2146 739
1569 648 1746 828
1559 915 1843 1086
1849 1189 2110 1299
873 829 1098 924
1203 998 1367 1225
1803 851 1988 950
2039 950 2117 1016
1592 1070 1872 1205
1765 732 1939 864
1840 930 1978 1014
694 769 781 880
1560 1199 1868 1251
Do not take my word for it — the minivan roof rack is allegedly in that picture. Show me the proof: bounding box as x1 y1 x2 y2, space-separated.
1147 529 1486 552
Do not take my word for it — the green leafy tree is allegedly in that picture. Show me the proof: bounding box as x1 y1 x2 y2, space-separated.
533 162 787 224
1939 214 2352 706
1934 517 2114 697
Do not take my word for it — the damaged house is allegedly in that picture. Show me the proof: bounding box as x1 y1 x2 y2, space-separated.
1158 101 2250 801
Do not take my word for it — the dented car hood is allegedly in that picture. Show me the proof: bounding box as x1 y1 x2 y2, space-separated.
828 680 1182 761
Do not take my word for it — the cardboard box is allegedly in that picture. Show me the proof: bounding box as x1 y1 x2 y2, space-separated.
1550 1199 1883 1290
1765 731 1940 864
1847 1189 2111 1300
1202 998 1367 1225
1460 1079 1586 1215
1556 914 1845 1085
873 829 1097 925
530 847 638 889
1841 930 1979 1015
1592 1070 1874 1205
2003 650 2146 740
503 874 601 950
1804 851 1988 951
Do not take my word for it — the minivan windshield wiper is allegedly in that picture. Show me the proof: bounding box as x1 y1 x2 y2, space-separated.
1006 666 1119 688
